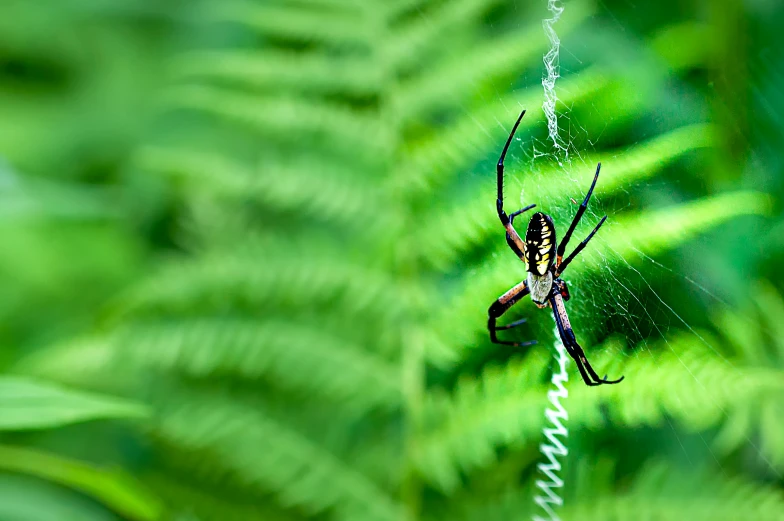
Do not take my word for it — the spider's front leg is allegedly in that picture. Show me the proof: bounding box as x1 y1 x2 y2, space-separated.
496 110 536 258
488 280 537 347
554 163 608 277
509 203 537 225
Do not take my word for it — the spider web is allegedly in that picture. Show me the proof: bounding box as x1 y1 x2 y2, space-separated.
408 0 778 516
444 0 778 517
518 2 781 517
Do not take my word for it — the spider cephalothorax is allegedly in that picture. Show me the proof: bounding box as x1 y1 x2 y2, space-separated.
487 109 624 387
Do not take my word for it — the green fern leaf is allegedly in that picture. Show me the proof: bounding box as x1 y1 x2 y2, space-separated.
163 86 387 164
217 2 372 48
136 146 383 230
153 393 404 521
0 445 162 521
174 49 382 98
115 251 408 330
393 2 592 123
415 334 784 491
144 472 301 521
0 377 148 431
117 319 401 411
393 68 610 196
385 0 502 69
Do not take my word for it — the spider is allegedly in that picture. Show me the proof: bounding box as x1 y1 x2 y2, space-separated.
487 109 624 387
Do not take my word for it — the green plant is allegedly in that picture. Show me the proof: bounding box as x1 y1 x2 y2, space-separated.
3 1 782 520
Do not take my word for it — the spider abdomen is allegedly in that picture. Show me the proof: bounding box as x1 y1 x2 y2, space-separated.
524 212 557 276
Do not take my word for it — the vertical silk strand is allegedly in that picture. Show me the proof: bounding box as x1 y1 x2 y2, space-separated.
542 0 567 161
532 326 569 521
534 3 570 517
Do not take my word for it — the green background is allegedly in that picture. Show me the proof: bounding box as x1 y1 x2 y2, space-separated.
0 0 782 520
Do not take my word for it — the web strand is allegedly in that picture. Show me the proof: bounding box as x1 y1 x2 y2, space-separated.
533 3 571 519
533 325 569 521
542 0 568 162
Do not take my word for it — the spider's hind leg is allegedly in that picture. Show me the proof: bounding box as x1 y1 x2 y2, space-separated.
564 344 601 387
551 293 624 386
565 333 624 385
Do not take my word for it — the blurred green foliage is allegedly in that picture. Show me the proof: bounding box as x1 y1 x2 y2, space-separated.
0 0 783 520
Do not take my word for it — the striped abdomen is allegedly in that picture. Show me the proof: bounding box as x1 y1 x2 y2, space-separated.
524 212 556 276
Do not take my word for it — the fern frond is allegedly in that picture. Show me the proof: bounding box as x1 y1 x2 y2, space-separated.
714 305 770 366
266 0 367 11
385 0 427 20
393 2 592 123
153 393 404 521
446 461 784 521
393 67 609 195
145 472 301 521
115 252 409 328
0 474 120 521
708 282 784 469
414 352 551 491
173 50 381 98
217 2 372 48
118 319 401 412
0 176 118 221
151 394 403 502
136 146 383 230
650 22 715 70
11 336 118 390
385 0 500 70
561 465 784 521
760 400 784 470
561 495 784 521
0 376 148 431
163 86 388 164
569 123 715 194
415 335 784 491
595 191 772 272
0 444 162 521
747 281 784 359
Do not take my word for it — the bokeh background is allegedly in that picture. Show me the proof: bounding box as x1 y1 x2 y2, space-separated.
0 0 783 520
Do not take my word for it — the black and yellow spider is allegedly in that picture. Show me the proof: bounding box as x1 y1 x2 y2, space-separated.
487 109 624 387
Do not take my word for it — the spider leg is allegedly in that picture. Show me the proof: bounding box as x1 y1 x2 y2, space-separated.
569 336 624 385
557 163 601 266
488 279 537 347
495 317 529 330
496 109 527 223
551 295 599 386
509 203 537 225
496 110 529 256
550 292 624 386
555 215 607 277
